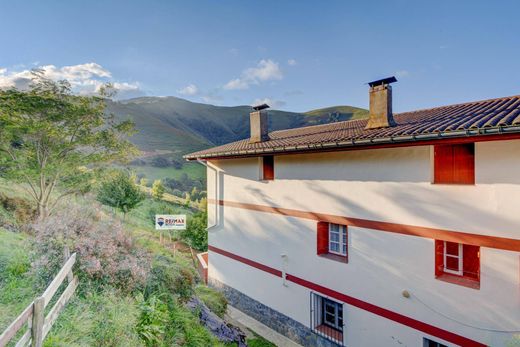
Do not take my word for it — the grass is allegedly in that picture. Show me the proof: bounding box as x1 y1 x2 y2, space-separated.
195 285 227 318
0 228 37 332
247 334 277 347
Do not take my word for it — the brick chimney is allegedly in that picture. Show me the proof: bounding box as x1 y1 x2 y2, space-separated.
365 76 397 129
249 103 270 143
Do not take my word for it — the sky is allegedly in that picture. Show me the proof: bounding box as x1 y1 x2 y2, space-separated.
0 0 519 113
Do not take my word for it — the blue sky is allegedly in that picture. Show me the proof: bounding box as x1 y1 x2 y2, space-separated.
1 0 519 112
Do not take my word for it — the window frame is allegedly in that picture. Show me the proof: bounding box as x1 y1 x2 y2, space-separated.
328 223 347 257
442 241 463 276
322 297 343 331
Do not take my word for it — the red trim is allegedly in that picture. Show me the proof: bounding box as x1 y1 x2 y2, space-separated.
207 245 282 277
208 199 520 252
188 133 520 161
208 245 486 347
436 273 480 290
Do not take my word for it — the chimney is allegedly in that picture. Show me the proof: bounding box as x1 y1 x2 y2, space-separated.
249 103 270 143
365 76 397 129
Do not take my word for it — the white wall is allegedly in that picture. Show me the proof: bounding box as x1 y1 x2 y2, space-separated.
207 140 520 347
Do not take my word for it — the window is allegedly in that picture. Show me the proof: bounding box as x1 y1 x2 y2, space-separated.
423 337 448 347
443 241 463 275
310 292 344 346
435 240 480 289
329 224 347 256
433 143 475 184
317 222 348 263
262 155 274 180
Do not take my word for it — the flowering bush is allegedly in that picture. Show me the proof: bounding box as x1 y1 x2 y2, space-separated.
32 204 150 293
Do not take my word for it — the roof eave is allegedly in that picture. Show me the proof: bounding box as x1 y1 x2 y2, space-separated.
184 125 520 161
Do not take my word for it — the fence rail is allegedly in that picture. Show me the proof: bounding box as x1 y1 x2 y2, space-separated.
0 250 78 347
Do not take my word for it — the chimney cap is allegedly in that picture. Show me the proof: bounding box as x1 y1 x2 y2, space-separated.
367 76 397 88
252 103 270 111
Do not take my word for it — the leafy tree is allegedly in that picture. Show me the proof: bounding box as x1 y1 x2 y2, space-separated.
0 72 137 219
190 187 199 201
151 179 165 200
139 178 148 187
197 197 207 211
180 211 208 251
97 171 145 218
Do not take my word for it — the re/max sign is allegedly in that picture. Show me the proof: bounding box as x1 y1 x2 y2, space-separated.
155 214 187 230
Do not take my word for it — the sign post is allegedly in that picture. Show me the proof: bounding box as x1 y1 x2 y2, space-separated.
155 215 187 245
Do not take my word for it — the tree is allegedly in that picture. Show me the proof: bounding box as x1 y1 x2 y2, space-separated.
139 178 148 187
151 179 165 200
0 72 137 219
97 171 145 218
190 187 199 201
180 211 208 251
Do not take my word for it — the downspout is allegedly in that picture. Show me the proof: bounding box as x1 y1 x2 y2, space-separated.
196 158 218 229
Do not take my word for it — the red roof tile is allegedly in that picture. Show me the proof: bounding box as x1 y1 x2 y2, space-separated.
185 95 520 160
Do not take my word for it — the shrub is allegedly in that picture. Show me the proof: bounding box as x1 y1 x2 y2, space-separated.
32 204 150 293
136 294 169 346
145 255 194 301
180 211 208 251
97 172 145 218
0 192 36 226
151 180 165 201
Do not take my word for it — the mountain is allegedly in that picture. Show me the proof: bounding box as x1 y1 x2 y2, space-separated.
107 96 368 160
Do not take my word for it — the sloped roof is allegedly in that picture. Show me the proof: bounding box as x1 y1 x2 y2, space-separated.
185 95 520 160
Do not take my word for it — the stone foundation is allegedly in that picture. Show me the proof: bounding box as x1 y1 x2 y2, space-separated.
209 277 341 347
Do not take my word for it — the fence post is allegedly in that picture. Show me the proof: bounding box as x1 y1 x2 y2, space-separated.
63 247 73 283
31 296 44 347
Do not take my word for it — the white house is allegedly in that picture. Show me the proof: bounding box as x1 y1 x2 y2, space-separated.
185 77 520 347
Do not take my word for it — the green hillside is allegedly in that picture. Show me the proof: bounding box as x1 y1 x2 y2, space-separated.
305 105 369 121
109 96 368 156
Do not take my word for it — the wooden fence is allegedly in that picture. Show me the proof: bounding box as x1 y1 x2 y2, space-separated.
0 250 78 347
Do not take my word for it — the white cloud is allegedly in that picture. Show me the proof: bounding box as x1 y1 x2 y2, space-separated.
224 59 283 90
0 62 143 99
178 84 199 96
252 97 286 109
287 59 297 66
395 70 410 78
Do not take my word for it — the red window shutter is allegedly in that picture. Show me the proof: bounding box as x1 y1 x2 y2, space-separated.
462 244 480 280
263 155 274 180
434 240 444 277
434 145 454 184
317 222 329 255
434 143 475 184
453 143 475 184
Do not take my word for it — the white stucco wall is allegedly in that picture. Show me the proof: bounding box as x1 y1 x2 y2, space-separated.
206 140 520 347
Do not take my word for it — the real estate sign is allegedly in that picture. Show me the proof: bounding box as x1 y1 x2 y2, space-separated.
155 214 187 230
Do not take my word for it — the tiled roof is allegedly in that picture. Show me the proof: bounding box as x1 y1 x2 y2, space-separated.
185 95 520 160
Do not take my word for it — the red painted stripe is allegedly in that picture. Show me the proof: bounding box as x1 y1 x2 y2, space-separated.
209 245 487 347
208 199 520 252
208 245 282 277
